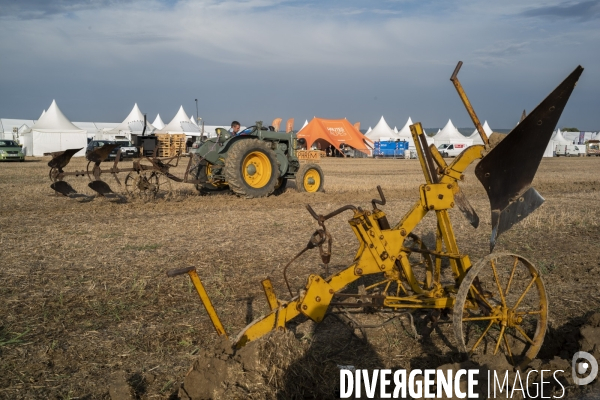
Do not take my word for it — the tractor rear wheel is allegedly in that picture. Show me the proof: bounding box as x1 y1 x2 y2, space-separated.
224 139 280 198
295 163 324 193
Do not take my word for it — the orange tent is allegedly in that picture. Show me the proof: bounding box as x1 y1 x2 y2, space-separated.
297 118 373 156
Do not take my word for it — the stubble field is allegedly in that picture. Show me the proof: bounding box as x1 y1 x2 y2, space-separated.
1 155 600 399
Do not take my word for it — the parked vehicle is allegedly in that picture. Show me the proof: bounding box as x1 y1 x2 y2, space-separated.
586 140 600 157
0 140 24 162
555 144 580 157
114 137 139 159
86 140 120 160
437 143 470 157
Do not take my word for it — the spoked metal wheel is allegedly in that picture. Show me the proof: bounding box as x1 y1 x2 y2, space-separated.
125 171 158 200
453 252 548 369
149 172 172 199
49 167 61 182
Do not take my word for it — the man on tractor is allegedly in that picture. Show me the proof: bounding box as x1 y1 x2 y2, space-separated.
229 121 241 136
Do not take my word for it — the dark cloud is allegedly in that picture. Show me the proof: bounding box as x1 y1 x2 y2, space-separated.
521 0 600 21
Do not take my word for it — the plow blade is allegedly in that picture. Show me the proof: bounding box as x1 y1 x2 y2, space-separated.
86 144 120 163
51 181 94 201
88 180 124 201
48 148 83 170
475 65 583 251
51 181 78 196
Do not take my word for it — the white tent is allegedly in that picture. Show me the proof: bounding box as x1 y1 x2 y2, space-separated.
156 106 201 136
543 128 572 157
432 119 472 145
152 114 165 130
189 114 198 126
468 120 493 145
73 122 99 141
366 127 372 134
393 126 398 134
395 117 421 148
21 100 87 156
111 103 154 138
365 116 401 141
298 119 309 131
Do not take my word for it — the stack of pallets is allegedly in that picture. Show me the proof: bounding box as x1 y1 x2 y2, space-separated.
171 134 186 156
155 134 172 157
155 134 187 157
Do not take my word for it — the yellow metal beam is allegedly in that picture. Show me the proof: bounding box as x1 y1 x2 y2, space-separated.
188 270 228 337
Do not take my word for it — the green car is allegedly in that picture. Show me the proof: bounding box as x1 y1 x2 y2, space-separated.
0 140 25 161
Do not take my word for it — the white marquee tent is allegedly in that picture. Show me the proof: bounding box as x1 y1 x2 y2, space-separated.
365 116 401 141
21 100 87 156
156 106 200 136
111 104 155 138
468 120 493 145
152 114 165 130
432 119 472 145
298 119 309 131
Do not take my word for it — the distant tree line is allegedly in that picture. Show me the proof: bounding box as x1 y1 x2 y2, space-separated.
561 127 579 132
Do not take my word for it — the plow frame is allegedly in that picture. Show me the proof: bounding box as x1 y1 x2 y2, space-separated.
165 60 588 369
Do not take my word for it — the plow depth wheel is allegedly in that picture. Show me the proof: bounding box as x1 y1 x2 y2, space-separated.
150 172 172 199
453 252 548 369
125 171 171 200
296 163 324 193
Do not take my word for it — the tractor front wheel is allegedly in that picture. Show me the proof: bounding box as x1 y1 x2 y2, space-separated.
225 139 280 198
295 163 324 193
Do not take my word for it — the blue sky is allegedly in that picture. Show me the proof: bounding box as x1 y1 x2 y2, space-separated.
0 0 598 129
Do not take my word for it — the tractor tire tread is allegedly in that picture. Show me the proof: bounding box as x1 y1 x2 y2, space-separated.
225 139 280 198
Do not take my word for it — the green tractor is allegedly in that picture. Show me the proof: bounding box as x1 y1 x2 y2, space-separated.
189 121 324 198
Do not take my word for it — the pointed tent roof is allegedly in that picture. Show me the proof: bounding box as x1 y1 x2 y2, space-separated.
297 118 373 155
38 110 46 120
112 103 154 134
189 115 198 126
397 117 414 138
552 128 571 145
157 106 200 135
30 100 85 133
298 119 309 131
432 119 465 143
366 116 400 141
469 120 493 145
393 126 398 133
152 114 165 130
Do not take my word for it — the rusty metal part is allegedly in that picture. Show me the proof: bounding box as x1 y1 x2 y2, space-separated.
454 188 479 229
283 228 330 297
88 180 124 201
86 144 120 163
51 180 78 196
48 148 83 171
450 61 489 146
306 204 357 224
371 185 387 210
475 65 584 251
520 109 527 123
